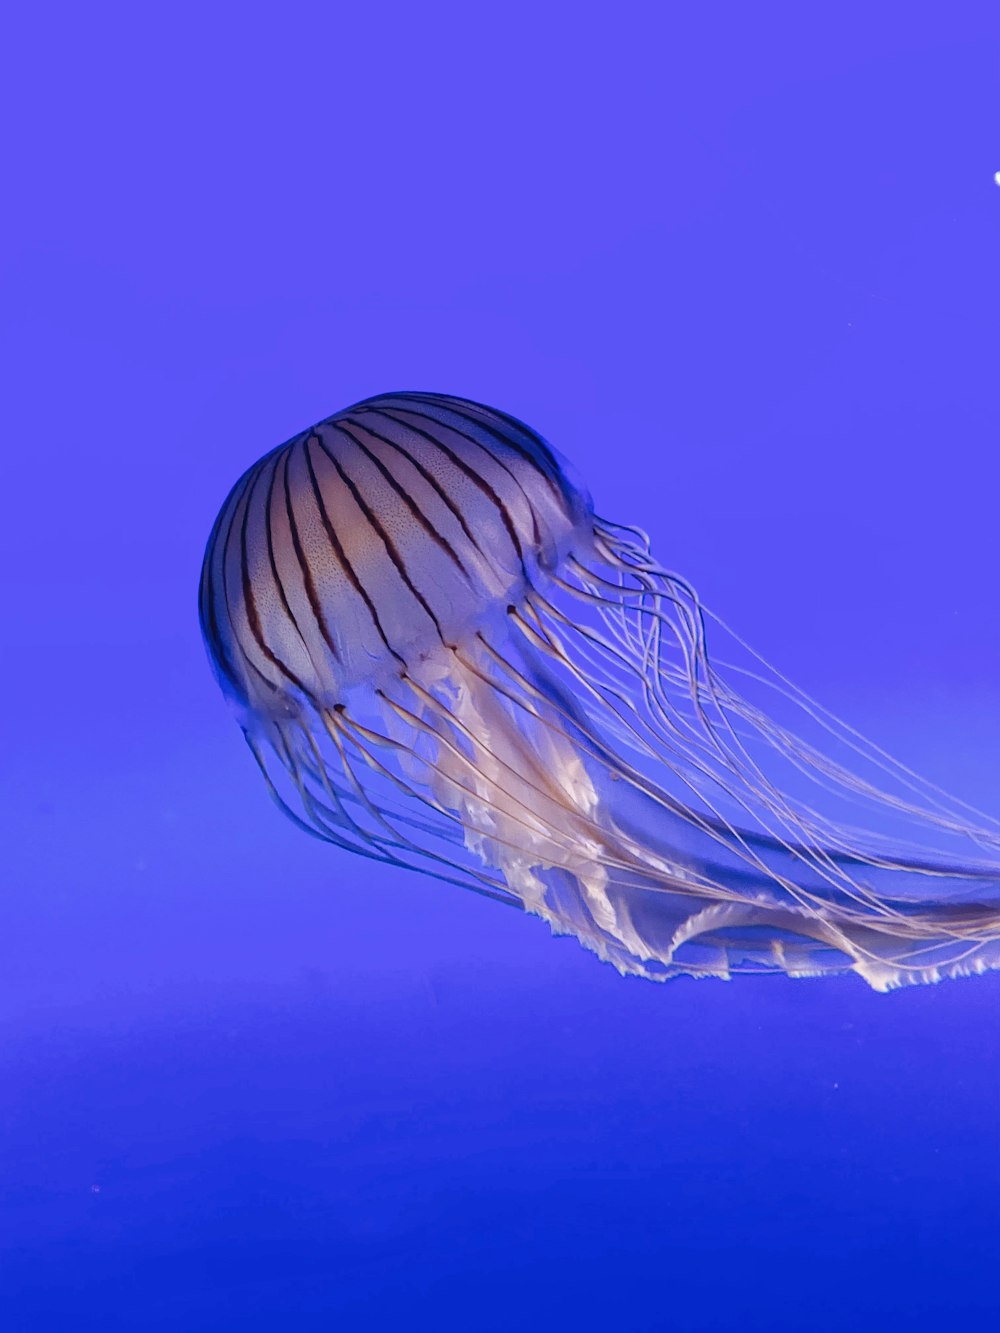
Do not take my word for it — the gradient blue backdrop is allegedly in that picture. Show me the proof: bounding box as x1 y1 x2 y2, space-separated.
2 5 999 1330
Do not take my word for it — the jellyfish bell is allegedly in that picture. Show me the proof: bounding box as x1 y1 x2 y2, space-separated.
200 391 1000 990
201 395 590 710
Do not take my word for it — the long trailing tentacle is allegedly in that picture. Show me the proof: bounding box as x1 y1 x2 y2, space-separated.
245 593 1000 989
590 516 1000 851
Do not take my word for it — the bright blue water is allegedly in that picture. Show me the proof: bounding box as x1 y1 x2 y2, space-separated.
2 5 999 1329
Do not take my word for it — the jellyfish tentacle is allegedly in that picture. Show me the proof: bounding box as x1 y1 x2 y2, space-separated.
594 517 1000 843
580 529 1000 866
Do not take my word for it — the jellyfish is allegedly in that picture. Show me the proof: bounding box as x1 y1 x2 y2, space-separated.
199 391 1000 990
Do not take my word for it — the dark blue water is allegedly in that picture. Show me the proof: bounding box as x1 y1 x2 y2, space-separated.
3 6 999 1329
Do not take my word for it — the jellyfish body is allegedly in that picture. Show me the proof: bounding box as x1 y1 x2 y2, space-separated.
200 392 1000 989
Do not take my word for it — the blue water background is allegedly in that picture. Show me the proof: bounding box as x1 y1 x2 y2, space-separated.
2 6 999 1329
